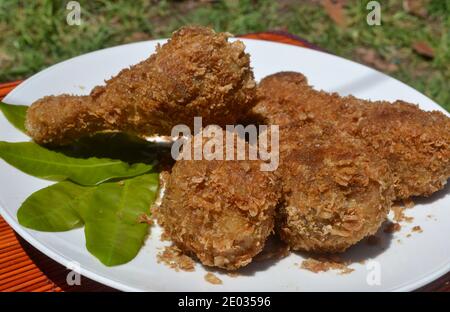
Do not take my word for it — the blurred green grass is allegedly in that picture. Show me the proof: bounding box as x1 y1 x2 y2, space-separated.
0 0 448 111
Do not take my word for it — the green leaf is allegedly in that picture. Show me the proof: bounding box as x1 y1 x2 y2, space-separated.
17 174 159 265
77 174 159 266
0 141 152 185
17 181 94 231
0 102 27 133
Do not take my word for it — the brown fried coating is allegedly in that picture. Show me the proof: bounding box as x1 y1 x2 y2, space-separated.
254 71 450 199
26 26 257 145
277 122 393 253
157 130 280 270
252 71 310 127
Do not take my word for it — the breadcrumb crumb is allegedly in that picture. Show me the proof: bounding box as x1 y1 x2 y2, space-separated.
300 257 354 275
157 245 195 272
412 226 423 233
384 221 401 233
392 204 414 223
204 272 223 285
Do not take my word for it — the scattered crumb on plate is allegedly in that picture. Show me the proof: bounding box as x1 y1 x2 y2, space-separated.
204 272 223 285
384 221 401 233
412 225 423 233
300 256 354 275
392 205 414 223
157 245 195 272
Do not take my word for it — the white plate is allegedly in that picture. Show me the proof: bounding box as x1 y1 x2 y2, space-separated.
1 38 449 292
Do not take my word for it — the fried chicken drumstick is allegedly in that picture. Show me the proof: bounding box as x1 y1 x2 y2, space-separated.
277 122 393 253
157 129 280 270
254 72 450 200
26 26 257 145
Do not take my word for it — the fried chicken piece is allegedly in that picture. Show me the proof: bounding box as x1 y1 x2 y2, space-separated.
252 71 310 127
254 72 450 199
26 26 257 145
157 129 280 270
277 122 393 253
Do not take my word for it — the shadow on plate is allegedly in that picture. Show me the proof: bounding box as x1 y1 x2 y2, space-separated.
203 221 395 277
338 222 393 264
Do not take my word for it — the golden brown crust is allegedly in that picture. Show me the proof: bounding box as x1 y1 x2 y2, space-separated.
157 130 281 270
352 102 450 198
251 72 310 127
254 71 450 199
26 26 257 145
277 122 393 253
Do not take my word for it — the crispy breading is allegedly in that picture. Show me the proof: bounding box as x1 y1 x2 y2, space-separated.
254 71 450 199
252 71 311 127
26 26 257 145
277 122 393 253
157 129 281 270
